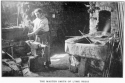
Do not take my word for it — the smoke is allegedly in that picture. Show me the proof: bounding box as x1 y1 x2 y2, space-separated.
102 19 111 35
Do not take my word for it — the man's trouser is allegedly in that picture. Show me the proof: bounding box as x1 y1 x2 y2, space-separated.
35 32 50 63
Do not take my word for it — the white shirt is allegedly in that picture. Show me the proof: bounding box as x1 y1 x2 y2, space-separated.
33 17 49 32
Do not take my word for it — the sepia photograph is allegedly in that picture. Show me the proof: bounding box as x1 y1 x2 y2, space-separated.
1 0 124 81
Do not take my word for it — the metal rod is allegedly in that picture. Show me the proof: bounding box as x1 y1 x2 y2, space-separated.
85 37 92 43
79 30 92 43
4 52 16 62
79 30 84 35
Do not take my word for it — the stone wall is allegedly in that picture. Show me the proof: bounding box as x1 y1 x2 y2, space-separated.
89 2 118 34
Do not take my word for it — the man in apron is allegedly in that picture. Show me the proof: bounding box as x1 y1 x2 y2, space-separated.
27 8 50 67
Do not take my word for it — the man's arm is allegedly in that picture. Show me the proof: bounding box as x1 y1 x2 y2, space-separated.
28 22 45 37
33 23 45 34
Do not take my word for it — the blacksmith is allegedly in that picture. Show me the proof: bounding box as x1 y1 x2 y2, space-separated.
27 8 50 67
28 8 49 44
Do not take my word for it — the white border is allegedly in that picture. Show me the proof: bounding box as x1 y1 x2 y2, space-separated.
0 0 125 83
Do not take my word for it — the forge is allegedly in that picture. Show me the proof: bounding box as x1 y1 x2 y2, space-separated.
65 33 112 76
65 32 111 61
65 2 120 77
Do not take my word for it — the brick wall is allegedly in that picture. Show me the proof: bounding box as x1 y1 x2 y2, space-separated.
89 2 118 34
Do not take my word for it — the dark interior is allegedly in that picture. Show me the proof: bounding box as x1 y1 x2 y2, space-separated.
98 10 111 32
76 37 93 44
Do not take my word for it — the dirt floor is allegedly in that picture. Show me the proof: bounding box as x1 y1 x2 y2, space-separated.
37 69 77 77
33 54 78 77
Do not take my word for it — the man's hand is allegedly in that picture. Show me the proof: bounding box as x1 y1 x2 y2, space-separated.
28 32 34 37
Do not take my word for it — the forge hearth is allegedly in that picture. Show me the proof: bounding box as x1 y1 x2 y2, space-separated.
65 31 112 76
64 2 120 77
65 33 111 61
